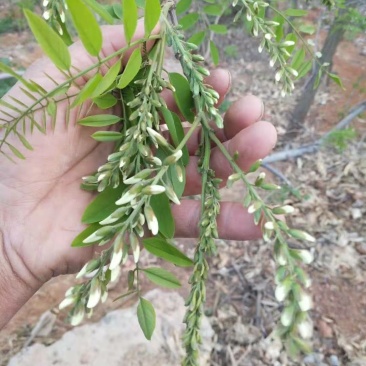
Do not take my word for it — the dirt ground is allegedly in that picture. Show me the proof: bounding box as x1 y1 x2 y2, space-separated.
1 4 366 366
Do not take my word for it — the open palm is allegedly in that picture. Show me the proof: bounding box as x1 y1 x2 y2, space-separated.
0 24 277 290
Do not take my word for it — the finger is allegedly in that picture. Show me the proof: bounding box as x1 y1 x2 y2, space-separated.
172 200 262 240
161 68 231 117
183 121 277 195
223 94 264 139
184 94 265 155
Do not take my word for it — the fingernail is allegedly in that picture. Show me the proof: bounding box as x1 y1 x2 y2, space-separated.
259 100 265 120
225 70 232 97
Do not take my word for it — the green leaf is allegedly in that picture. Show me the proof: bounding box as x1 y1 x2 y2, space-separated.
284 9 308 17
82 0 115 24
72 73 103 107
178 13 199 30
142 267 181 288
144 0 161 37
17 134 33 151
117 48 142 89
137 297 156 340
176 0 192 14
328 73 344 89
7 143 25 159
314 69 323 89
110 4 123 19
297 60 312 79
91 131 123 141
82 184 127 224
298 24 315 35
169 73 194 122
203 4 222 16
92 60 121 97
93 94 118 109
78 114 121 127
71 223 102 247
66 0 103 57
160 107 189 166
210 41 219 66
188 31 206 46
123 0 138 44
150 193 175 238
143 237 193 267
291 48 305 70
209 24 227 34
24 9 71 71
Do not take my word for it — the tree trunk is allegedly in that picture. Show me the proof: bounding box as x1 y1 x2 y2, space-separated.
286 5 349 140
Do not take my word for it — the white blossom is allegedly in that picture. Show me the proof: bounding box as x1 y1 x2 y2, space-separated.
298 292 313 312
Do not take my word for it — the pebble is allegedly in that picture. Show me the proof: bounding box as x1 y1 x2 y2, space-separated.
329 355 340 366
356 243 366 255
318 319 334 338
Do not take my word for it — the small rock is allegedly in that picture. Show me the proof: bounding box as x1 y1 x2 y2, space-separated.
318 319 333 338
329 355 340 366
351 208 362 220
304 353 324 365
356 243 366 255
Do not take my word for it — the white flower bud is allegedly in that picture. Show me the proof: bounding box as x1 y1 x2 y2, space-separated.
70 308 85 326
109 249 123 270
287 67 299 77
130 232 140 263
289 229 316 243
87 279 102 308
101 290 108 303
145 205 159 235
276 253 287 266
43 10 51 20
166 186 181 205
110 265 121 282
116 187 140 205
59 11 66 23
280 305 294 327
248 202 261 214
282 40 295 47
142 185 166 195
297 320 313 339
264 221 275 230
43 0 49 6
146 127 169 148
59 296 75 310
163 150 183 165
275 283 290 302
298 292 313 312
298 250 314 264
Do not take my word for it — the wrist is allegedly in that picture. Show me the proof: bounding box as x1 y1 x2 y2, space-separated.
0 229 42 329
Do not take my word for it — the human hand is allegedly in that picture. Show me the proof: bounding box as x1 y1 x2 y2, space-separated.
0 22 276 327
